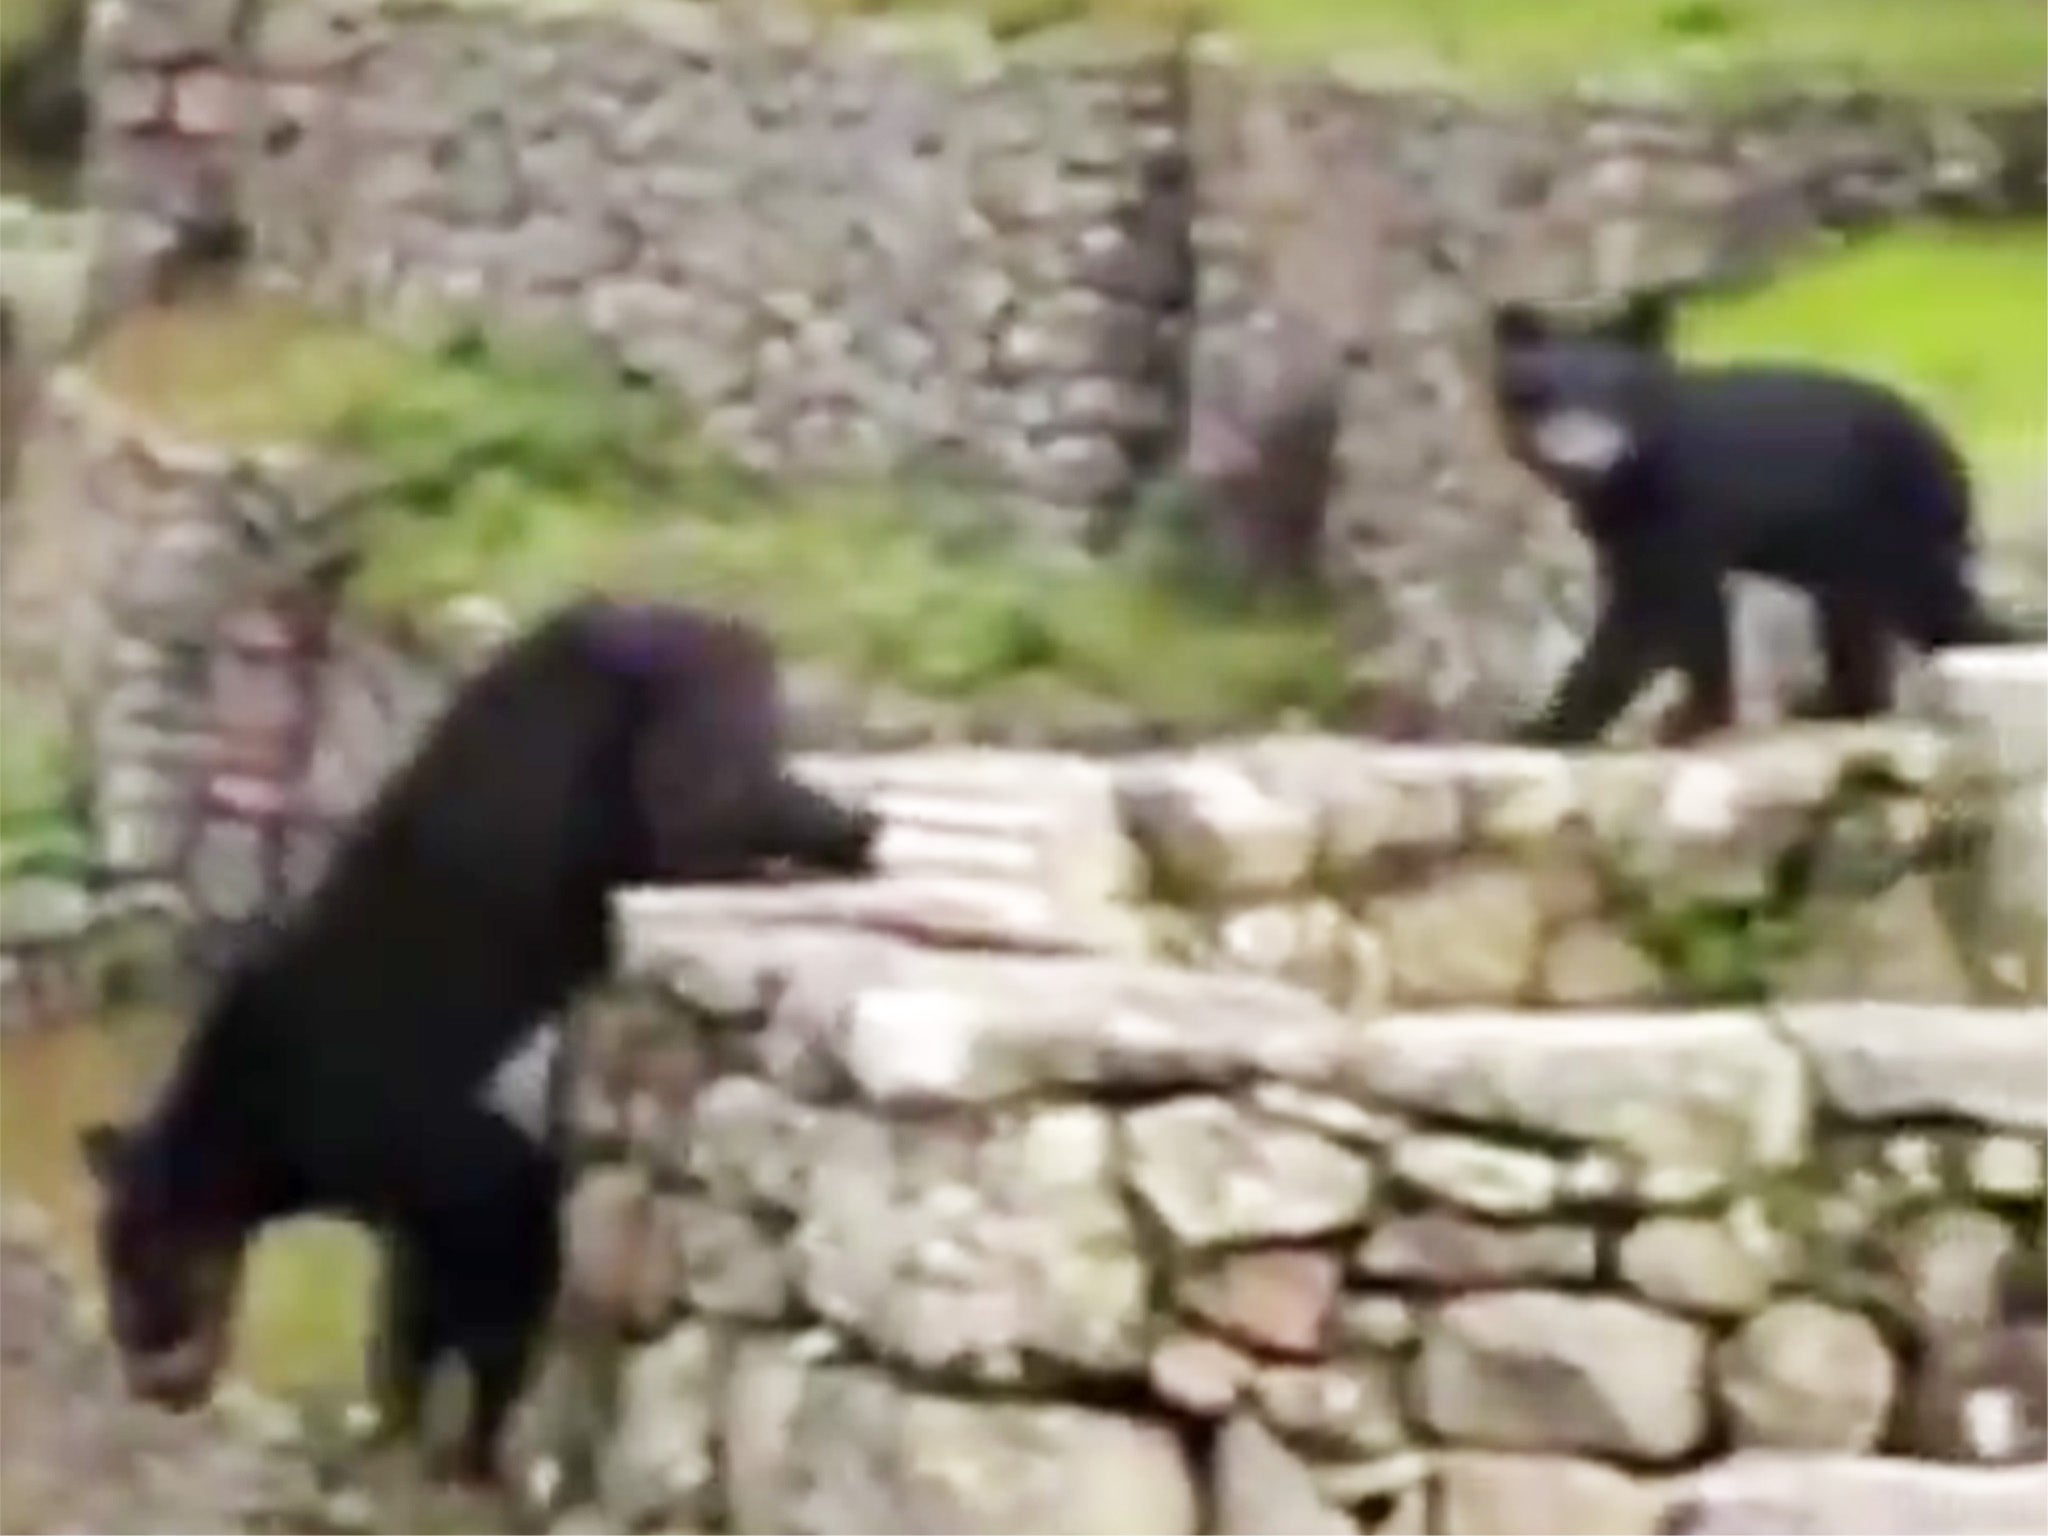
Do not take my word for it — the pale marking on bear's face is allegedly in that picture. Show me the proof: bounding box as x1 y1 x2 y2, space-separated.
1527 408 1632 475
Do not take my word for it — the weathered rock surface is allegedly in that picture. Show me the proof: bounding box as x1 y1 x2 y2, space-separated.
1124 1097 1373 1249
1357 1213 1597 1285
1178 1247 1345 1358
1617 1215 1780 1319
794 1105 1149 1381
1777 1004 2048 1132
1345 1011 1808 1196
624 923 1363 1109
1212 1413 1357 1536
1715 1299 1898 1453
1418 1292 1709 1461
1666 1453 2048 1535
727 1350 1200 1535
598 1322 721 1531
1388 1134 1564 1217
1435 1452 1668 1536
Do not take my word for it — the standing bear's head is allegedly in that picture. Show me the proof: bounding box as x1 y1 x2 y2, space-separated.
78 1114 253 1412
1486 289 1680 494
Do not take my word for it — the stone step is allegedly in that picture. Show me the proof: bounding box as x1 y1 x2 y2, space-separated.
784 709 2047 1012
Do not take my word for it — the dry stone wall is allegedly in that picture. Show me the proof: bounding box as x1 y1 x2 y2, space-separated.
83 0 2046 728
545 893 2048 1534
535 668 2048 1535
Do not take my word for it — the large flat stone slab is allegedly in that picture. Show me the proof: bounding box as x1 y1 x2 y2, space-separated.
1776 1004 2048 1132
1340 1010 1809 1195
1665 1452 2048 1535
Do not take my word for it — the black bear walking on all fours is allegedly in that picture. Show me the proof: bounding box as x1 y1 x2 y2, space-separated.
77 598 881 1486
1488 288 2026 747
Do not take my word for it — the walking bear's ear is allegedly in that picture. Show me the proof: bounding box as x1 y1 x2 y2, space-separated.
1606 288 1676 352
1489 302 1546 350
79 1122 130 1182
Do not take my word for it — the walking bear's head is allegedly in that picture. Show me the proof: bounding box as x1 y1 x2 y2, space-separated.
1487 289 1678 491
78 1118 250 1411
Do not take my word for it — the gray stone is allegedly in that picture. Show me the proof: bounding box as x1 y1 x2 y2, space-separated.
1418 1291 1710 1462
598 1322 722 1530
687 1074 819 1213
1214 900 1390 1016
795 1105 1149 1381
1117 755 1319 901
1435 1453 1667 1536
1666 1453 2048 1535
1617 1215 1780 1319
0 879 93 948
1124 1097 1374 1249
672 1196 794 1322
1716 1299 1898 1453
1356 1212 1597 1285
765 1362 1201 1534
1179 1247 1343 1358
1372 861 1547 1007
1969 1135 2047 1200
1540 921 1668 1007
1252 1356 1407 1459
1213 1413 1358 1536
1777 1004 2048 1132
630 925 1361 1108
1388 1134 1563 1218
1343 1010 1809 1199
1148 1331 1256 1417
1888 1205 2019 1336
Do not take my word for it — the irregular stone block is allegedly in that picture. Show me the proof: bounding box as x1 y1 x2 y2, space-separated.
739 1358 1200 1535
561 1165 673 1330
1777 1004 2048 1132
1666 1452 2048 1535
1371 862 1545 1007
1149 1330 1256 1417
687 1075 818 1213
1214 899 1390 1015
1418 1292 1709 1462
1117 755 1318 900
1540 920 1669 1007
1179 1247 1343 1358
598 1322 722 1531
671 1196 793 1323
622 928 1361 1108
1435 1452 1667 1536
1252 1356 1407 1459
1356 1212 1597 1286
1388 1134 1564 1218
1125 1097 1373 1249
1617 1215 1780 1319
1716 1298 1897 1453
1890 1205 2021 1336
1213 1413 1358 1536
1343 1010 1808 1198
1778 876 1974 1004
795 1105 1149 1382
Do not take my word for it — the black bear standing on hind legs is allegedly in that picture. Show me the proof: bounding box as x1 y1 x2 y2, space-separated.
77 598 881 1486
1487 288 2024 746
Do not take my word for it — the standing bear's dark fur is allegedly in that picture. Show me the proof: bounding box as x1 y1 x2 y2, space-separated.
78 598 880 1483
1488 290 2022 745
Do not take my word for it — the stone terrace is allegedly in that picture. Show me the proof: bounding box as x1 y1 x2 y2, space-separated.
533 650 2048 1535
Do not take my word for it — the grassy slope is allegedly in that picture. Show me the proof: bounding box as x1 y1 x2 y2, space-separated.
80 219 2044 729
856 0 2046 95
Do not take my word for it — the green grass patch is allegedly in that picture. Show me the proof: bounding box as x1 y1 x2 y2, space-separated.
81 296 414 446
83 300 1356 735
1683 223 2048 530
0 704 90 882
841 0 2046 96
